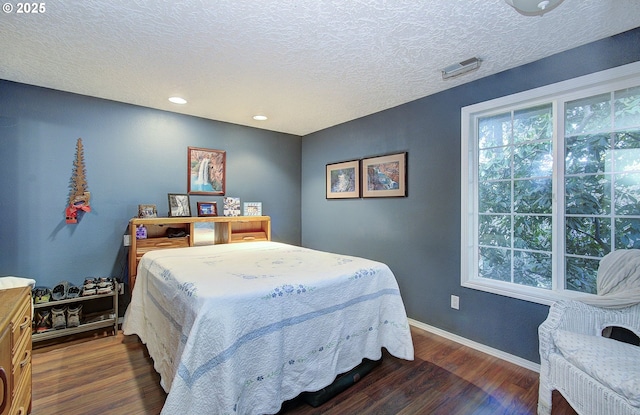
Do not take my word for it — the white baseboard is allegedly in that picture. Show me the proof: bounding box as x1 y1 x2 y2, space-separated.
408 318 540 373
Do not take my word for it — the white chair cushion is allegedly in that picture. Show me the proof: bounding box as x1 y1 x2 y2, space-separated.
553 329 640 407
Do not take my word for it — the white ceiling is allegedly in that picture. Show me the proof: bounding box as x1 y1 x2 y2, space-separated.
2 0 640 136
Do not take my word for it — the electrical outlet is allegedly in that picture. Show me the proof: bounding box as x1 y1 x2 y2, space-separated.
451 295 460 310
123 234 131 247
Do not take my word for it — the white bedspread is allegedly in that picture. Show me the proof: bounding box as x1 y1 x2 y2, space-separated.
122 241 414 415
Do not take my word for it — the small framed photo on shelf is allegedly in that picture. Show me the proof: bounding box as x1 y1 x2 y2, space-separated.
168 193 191 217
138 204 157 218
362 152 407 198
223 196 241 216
197 201 218 217
243 202 262 216
326 159 360 199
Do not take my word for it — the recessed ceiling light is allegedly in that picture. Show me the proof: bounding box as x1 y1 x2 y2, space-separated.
169 97 187 104
253 115 268 121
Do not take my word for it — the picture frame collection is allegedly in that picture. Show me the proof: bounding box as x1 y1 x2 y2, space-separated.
139 147 406 219
326 152 407 199
137 147 265 219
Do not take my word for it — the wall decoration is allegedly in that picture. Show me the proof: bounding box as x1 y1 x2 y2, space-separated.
138 204 157 218
223 196 241 216
66 138 92 224
362 152 407 198
188 147 226 195
243 202 262 216
168 193 191 217
326 159 360 199
197 201 218 217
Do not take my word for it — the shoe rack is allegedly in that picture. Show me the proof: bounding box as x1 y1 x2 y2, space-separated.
32 283 119 343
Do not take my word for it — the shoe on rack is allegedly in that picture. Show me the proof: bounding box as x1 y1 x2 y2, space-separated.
35 309 52 333
82 278 97 296
67 304 82 328
32 286 52 304
67 284 81 298
82 287 97 296
52 281 70 301
51 306 67 330
96 277 114 295
97 277 113 287
83 278 96 289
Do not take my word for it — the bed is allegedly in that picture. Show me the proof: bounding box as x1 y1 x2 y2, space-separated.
122 241 414 415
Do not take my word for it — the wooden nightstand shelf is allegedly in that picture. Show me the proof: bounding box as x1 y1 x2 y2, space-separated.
128 216 271 291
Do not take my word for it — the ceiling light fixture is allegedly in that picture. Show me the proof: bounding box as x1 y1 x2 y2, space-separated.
253 115 268 121
168 96 187 104
441 57 481 80
504 0 564 16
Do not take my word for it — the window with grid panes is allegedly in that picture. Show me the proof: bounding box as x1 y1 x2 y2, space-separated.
461 62 640 304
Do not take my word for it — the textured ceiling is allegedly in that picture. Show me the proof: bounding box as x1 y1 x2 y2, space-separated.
1 0 640 136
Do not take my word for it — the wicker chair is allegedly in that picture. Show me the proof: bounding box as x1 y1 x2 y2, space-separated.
538 300 640 415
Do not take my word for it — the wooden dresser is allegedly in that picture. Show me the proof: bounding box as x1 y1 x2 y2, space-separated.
128 216 271 291
0 286 32 415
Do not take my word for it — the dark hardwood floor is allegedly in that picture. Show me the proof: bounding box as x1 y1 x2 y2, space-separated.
31 326 578 415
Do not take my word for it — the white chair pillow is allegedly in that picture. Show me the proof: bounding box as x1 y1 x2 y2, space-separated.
553 329 640 407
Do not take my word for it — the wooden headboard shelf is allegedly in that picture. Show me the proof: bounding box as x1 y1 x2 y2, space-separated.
128 216 271 290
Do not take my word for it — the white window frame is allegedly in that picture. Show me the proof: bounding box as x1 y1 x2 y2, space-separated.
461 61 640 306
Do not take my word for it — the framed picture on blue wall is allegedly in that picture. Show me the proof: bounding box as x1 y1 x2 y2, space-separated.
243 202 262 216
326 159 360 199
188 147 226 195
138 204 157 218
197 201 218 217
361 152 407 198
168 193 191 217
223 196 241 216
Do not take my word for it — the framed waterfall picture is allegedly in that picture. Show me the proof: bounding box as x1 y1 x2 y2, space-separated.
187 147 226 195
362 152 407 198
326 159 360 199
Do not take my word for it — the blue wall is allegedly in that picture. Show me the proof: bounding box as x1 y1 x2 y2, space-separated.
0 83 301 290
301 27 640 363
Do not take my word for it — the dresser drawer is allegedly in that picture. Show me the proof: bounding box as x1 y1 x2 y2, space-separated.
9 361 30 415
10 299 30 358
11 346 29 395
